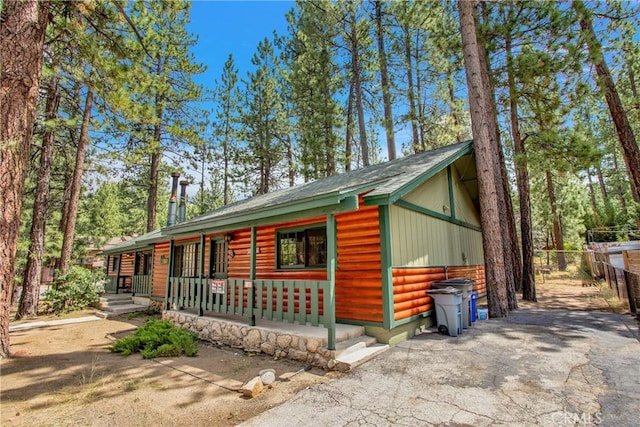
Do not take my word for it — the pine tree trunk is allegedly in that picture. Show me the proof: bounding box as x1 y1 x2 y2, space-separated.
148 149 160 231
59 87 94 274
459 0 509 318
374 1 395 160
448 79 464 143
594 162 608 203
477 4 518 310
545 169 567 271
287 134 295 186
587 169 599 223
574 0 640 202
58 85 80 241
147 98 164 231
223 111 230 205
506 31 535 301
349 8 369 167
345 80 354 172
17 76 60 319
611 152 628 213
403 27 420 152
0 0 50 358
415 39 426 151
627 60 640 122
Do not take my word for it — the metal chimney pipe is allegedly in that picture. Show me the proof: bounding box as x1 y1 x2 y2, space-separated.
178 180 188 223
167 172 180 226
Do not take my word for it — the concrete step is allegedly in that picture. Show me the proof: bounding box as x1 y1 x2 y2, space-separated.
334 343 389 372
99 294 134 310
100 294 133 302
333 335 378 358
96 303 148 318
100 299 134 309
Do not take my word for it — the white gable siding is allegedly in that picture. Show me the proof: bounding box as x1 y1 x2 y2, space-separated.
389 206 484 266
389 166 483 267
451 164 481 226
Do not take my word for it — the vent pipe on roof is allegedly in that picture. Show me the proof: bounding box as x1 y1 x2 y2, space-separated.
167 172 180 227
178 180 188 223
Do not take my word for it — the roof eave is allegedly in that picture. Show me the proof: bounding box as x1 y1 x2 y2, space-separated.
363 140 474 206
163 193 359 237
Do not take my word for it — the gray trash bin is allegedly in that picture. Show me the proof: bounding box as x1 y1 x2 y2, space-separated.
432 278 474 328
426 286 463 337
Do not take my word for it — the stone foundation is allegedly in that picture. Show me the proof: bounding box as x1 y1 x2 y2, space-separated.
163 311 335 369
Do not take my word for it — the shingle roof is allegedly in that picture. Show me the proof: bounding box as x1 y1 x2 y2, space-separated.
102 140 475 253
168 140 473 233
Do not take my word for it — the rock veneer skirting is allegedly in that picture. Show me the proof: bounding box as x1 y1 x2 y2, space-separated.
162 311 335 369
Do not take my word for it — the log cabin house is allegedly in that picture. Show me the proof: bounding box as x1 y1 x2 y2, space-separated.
102 141 486 366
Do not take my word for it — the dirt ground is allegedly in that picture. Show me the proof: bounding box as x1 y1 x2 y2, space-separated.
1 311 343 427
1 273 621 426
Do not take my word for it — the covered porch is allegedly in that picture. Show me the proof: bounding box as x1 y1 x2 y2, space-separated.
164 213 340 350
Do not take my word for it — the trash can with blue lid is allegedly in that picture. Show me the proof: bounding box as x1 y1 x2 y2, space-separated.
470 291 478 323
426 286 463 337
431 278 474 328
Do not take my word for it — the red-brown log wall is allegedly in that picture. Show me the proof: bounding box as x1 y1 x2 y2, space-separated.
392 267 446 321
447 265 486 295
335 204 383 323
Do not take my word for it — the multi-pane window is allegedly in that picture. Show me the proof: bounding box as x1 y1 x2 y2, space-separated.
173 243 200 277
135 252 152 275
209 239 228 278
277 226 327 269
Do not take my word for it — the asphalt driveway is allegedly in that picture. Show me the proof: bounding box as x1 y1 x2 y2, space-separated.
242 308 639 426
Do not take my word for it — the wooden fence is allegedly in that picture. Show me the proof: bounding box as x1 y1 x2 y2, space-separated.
600 261 640 316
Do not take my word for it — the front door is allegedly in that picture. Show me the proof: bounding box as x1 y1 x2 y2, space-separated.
209 239 228 279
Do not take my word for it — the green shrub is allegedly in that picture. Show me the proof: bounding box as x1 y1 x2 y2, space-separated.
41 266 105 314
111 320 198 359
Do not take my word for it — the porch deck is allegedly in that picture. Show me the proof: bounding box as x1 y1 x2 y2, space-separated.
164 309 388 371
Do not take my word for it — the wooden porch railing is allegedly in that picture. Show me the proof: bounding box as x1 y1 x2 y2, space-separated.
167 277 334 343
132 275 152 296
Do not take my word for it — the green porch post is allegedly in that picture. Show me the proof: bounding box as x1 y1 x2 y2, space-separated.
326 213 336 350
132 252 139 296
165 240 175 310
116 254 122 294
249 226 257 326
378 205 394 330
447 165 456 219
198 234 205 316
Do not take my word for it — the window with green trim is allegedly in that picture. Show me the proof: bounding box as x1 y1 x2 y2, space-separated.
172 242 200 277
277 226 327 269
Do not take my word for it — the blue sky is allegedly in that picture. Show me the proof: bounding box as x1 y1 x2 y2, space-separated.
188 1 294 89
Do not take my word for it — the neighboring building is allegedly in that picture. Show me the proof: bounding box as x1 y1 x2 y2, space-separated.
102 141 485 363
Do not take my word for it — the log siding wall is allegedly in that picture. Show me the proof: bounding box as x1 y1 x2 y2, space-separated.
335 205 383 323
391 264 486 322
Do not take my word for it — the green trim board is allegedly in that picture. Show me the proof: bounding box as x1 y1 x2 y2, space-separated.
335 319 384 328
393 310 434 327
326 214 337 350
378 204 394 330
249 226 257 326
164 240 175 310
394 199 481 232
364 141 473 206
164 195 359 238
447 165 456 219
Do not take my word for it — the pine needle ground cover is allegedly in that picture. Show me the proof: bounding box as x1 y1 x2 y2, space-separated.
111 320 198 359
